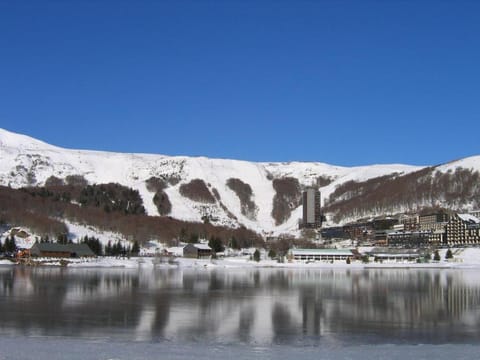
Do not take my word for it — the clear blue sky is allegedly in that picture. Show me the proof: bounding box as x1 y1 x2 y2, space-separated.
1 0 479 166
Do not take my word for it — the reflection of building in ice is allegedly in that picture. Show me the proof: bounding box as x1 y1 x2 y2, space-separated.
3 268 480 343
161 270 304 344
300 288 323 336
135 307 157 341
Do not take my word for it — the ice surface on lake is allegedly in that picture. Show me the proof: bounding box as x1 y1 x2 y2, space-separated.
1 336 479 360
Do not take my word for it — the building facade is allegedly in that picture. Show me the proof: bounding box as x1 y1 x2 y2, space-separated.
302 187 322 229
418 212 450 231
386 230 432 248
290 248 354 262
445 214 480 246
183 243 212 258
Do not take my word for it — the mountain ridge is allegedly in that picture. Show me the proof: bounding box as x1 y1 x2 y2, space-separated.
1 128 479 236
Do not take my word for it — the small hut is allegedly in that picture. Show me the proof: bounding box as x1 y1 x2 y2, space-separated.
183 243 212 259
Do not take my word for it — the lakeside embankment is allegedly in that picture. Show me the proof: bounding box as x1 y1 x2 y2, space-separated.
1 247 480 269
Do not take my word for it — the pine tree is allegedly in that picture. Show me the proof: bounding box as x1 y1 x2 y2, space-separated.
434 250 441 261
57 233 68 245
188 233 199 244
253 249 260 262
95 238 103 256
208 236 224 253
446 249 453 259
106 241 113 256
131 240 140 256
5 236 16 253
268 249 276 259
81 236 103 256
179 228 187 243
230 236 239 250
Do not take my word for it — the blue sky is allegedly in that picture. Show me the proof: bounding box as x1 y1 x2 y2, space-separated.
1 0 479 166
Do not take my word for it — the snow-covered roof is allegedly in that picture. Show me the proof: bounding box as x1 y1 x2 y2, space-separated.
15 237 36 250
190 243 212 250
166 247 184 256
458 214 480 224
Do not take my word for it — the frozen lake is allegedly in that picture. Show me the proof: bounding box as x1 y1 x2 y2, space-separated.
1 266 480 359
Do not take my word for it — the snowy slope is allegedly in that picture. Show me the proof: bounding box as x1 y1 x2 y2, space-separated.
2 128 476 235
435 155 480 173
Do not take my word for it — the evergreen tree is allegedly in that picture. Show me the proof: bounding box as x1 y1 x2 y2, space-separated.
4 237 10 253
434 250 441 261
179 228 187 243
97 238 103 256
57 233 68 245
230 236 240 250
208 236 224 253
113 241 122 256
81 236 103 256
5 236 16 253
268 249 276 259
188 233 199 244
106 241 113 256
446 248 453 259
131 240 140 256
253 249 260 262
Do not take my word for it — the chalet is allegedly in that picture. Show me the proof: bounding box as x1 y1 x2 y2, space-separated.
183 243 212 259
30 243 95 258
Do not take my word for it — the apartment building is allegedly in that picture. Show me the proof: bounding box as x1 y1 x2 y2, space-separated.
445 214 480 246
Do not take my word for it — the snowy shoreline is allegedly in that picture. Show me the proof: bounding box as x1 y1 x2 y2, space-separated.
2 248 480 270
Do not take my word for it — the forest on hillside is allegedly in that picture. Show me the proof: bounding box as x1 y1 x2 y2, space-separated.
323 167 480 222
0 181 263 248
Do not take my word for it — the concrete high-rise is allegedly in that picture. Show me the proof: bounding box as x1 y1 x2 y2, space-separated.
302 187 322 228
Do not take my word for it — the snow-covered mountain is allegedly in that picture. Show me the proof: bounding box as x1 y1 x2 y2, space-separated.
1 128 479 236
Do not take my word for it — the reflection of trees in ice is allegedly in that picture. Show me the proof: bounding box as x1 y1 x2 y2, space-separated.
2 268 480 344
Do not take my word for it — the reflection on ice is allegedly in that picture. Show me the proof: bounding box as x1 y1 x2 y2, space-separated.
1 267 480 345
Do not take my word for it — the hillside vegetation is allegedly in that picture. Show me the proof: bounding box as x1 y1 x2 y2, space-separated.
324 167 480 222
0 185 262 247
226 178 257 220
271 177 302 225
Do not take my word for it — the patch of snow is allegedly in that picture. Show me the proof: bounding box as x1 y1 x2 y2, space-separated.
458 214 480 224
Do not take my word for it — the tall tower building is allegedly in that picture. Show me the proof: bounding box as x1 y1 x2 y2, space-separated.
302 187 322 228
